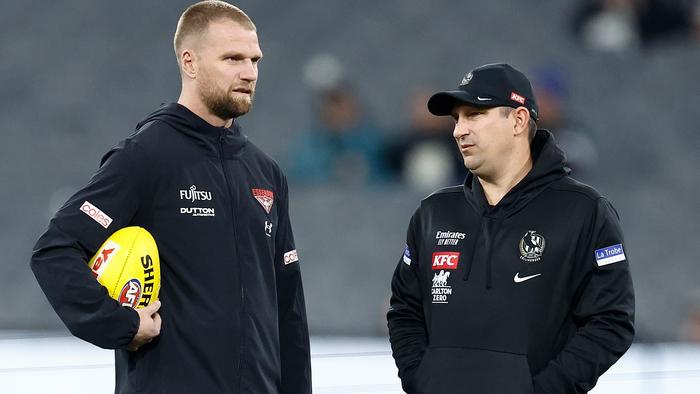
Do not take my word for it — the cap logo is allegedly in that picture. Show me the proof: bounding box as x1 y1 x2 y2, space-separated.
460 72 473 86
510 92 526 105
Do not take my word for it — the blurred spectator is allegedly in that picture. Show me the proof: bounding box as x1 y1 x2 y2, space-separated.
531 63 598 179
384 88 466 191
572 0 699 51
287 84 387 185
680 289 700 342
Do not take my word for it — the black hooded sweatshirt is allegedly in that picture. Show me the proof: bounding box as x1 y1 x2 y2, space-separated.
31 103 311 394
387 130 635 394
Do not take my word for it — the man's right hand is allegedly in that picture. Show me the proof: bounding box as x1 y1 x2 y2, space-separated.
127 300 162 352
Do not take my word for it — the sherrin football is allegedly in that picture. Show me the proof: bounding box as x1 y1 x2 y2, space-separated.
88 226 161 309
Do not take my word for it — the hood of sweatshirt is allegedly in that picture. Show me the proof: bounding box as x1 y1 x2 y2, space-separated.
135 102 248 154
460 129 570 287
463 129 570 218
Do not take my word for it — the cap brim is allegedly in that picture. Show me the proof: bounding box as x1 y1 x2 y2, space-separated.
427 90 496 116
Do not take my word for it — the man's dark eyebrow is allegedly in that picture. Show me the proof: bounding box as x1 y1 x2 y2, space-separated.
221 52 263 62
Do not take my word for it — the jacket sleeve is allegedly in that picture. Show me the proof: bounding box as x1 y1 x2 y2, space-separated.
387 211 428 393
274 175 311 394
30 140 147 349
533 198 635 393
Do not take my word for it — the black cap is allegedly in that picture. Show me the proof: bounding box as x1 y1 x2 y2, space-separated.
427 63 539 121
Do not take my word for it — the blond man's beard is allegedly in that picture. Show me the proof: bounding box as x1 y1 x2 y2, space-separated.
198 76 254 120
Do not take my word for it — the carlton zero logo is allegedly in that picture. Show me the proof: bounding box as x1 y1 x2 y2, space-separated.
80 201 113 229
432 252 460 270
179 185 215 217
431 270 452 304
519 230 546 262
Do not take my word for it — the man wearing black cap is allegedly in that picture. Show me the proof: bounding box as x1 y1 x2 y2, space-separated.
387 63 634 393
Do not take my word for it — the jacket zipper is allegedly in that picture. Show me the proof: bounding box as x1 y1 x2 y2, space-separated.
218 131 246 391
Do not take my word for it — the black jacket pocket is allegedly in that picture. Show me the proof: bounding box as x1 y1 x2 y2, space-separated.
410 347 534 394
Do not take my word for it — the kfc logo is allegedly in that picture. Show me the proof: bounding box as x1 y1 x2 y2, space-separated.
432 252 460 270
510 92 526 104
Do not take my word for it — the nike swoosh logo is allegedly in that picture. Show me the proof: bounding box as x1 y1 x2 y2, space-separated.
476 96 492 101
514 273 542 283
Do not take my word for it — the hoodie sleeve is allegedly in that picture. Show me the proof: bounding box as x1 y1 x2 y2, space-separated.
274 174 311 394
533 198 635 393
30 140 148 349
387 211 428 393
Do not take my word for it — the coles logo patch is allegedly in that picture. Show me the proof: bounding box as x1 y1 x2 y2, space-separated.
80 201 112 229
119 279 142 308
284 249 299 265
252 188 274 214
432 252 460 270
510 92 526 105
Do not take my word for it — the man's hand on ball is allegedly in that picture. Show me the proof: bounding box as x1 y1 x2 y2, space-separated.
127 300 162 352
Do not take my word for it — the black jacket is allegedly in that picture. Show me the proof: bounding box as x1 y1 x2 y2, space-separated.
387 130 634 394
31 103 311 394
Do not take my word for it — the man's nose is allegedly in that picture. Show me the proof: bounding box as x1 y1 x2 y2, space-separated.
453 121 469 139
239 60 257 82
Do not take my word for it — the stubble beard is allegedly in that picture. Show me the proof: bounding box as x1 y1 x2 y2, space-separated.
199 78 254 121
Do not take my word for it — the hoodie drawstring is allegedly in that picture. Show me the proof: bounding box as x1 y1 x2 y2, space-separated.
463 213 502 290
463 212 485 281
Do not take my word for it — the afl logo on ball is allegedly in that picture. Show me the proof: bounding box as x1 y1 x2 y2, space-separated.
519 230 546 263
119 279 142 308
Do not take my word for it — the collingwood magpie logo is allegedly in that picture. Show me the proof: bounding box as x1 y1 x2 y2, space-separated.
460 72 473 86
519 230 545 262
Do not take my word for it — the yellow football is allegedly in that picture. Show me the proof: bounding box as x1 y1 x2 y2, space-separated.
87 226 160 309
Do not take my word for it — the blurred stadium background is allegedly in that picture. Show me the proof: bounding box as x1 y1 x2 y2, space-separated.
1 0 699 392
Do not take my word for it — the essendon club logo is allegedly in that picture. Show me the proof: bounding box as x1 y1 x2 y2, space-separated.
432 252 460 270
252 188 274 214
510 92 526 104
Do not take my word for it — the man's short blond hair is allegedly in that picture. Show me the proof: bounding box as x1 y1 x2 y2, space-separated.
173 1 255 62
